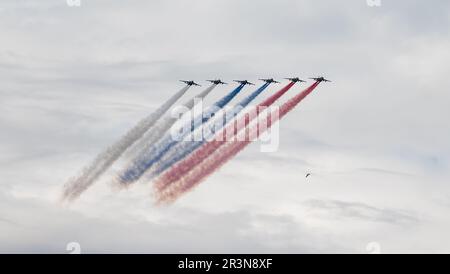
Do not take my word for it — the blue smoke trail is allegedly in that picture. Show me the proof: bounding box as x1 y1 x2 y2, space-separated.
151 82 271 178
119 83 246 184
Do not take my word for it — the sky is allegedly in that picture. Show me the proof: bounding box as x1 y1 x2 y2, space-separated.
0 0 450 253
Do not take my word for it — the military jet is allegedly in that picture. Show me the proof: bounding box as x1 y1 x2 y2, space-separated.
180 80 201 86
233 80 255 86
310 77 331 82
207 79 227 85
285 77 306 83
259 78 280 84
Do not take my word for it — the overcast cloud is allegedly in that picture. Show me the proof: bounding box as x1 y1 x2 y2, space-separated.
1 0 450 253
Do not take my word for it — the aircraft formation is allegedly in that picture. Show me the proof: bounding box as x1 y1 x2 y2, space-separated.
63 75 330 203
180 77 330 87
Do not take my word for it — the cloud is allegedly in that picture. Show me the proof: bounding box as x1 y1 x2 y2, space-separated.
0 0 449 253
0 192 347 253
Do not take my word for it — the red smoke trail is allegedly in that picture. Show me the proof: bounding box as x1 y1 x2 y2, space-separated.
155 82 320 204
153 81 296 193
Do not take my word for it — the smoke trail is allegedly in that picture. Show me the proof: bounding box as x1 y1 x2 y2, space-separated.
154 81 296 192
62 84 191 202
149 82 271 180
124 84 218 160
156 82 320 203
118 84 246 184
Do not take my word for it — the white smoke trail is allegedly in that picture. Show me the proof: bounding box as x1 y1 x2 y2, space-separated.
125 84 217 160
62 85 191 202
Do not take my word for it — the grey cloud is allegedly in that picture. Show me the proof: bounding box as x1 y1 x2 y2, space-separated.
0 193 346 253
303 199 419 226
